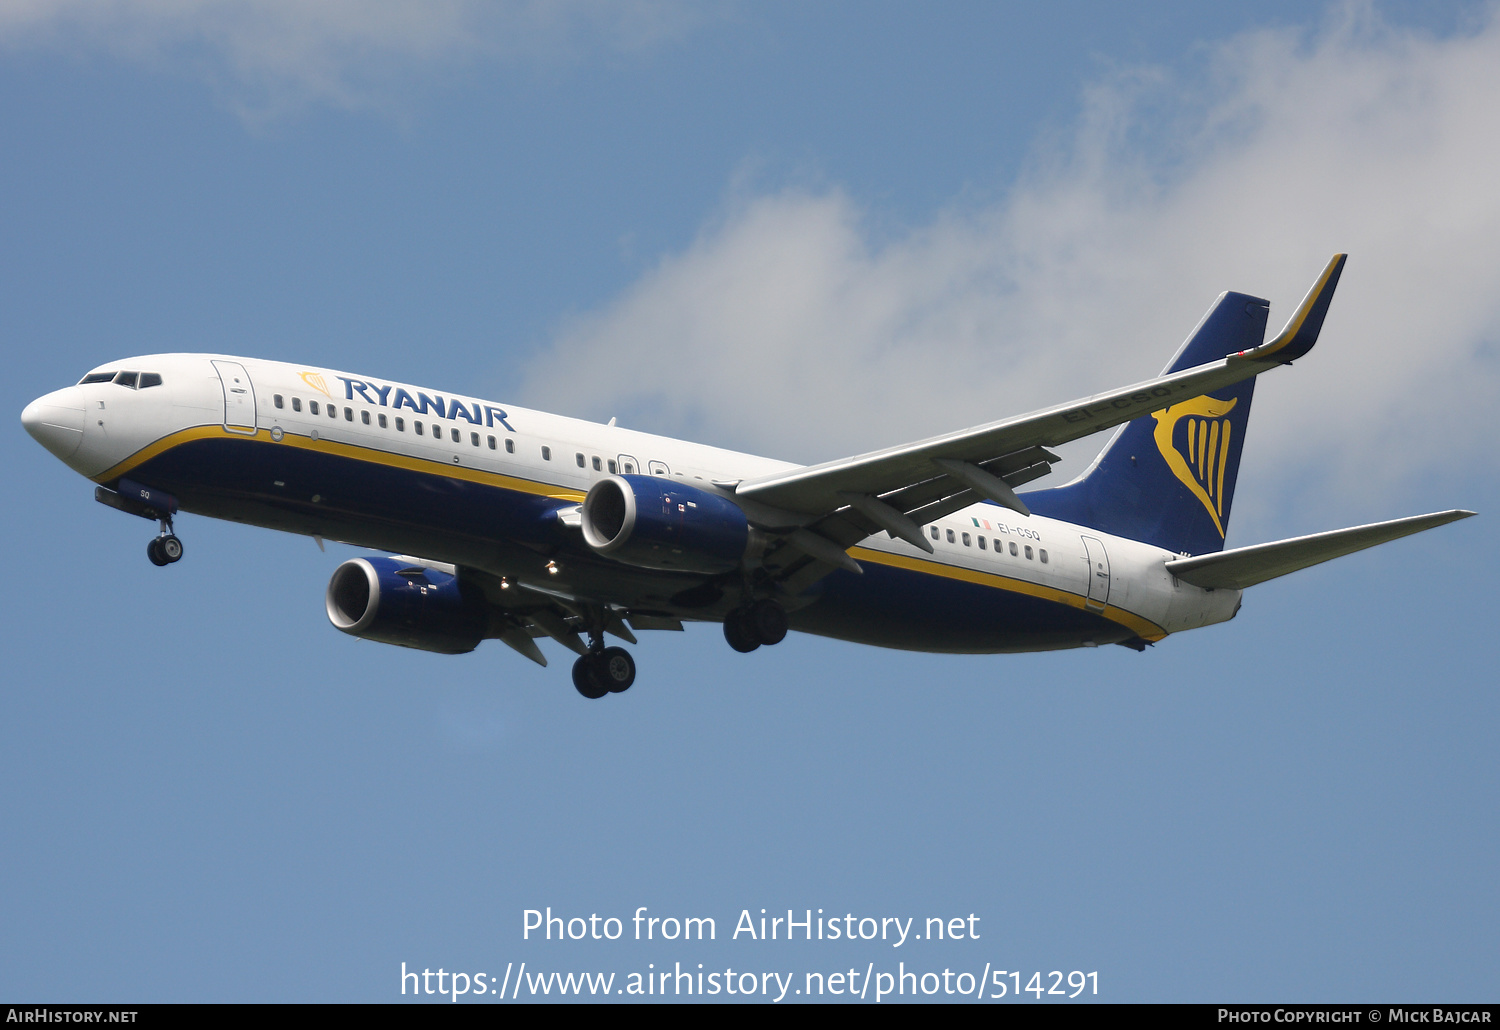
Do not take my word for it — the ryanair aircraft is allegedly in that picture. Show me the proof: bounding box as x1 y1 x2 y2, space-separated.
21 256 1473 698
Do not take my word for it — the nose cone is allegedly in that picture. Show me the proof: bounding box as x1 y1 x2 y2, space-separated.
22 389 86 461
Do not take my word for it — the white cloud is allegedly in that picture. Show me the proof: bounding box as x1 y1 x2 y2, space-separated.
0 0 706 117
521 3 1500 523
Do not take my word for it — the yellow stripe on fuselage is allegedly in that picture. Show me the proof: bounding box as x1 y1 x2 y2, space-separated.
848 545 1167 642
94 424 588 503
102 424 1165 642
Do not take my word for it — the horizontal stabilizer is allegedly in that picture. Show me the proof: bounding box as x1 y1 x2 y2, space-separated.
1165 509 1475 590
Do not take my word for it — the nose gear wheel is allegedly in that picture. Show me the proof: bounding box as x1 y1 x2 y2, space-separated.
147 531 183 566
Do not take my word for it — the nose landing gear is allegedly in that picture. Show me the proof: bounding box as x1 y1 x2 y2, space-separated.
96 481 185 568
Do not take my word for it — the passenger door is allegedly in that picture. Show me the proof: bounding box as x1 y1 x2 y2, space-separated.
212 360 257 435
1081 536 1111 611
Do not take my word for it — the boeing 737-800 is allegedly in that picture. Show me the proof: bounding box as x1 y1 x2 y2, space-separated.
20 255 1474 697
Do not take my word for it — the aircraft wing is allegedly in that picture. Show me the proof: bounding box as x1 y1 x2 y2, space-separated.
1162 510 1475 590
734 255 1346 570
389 556 682 667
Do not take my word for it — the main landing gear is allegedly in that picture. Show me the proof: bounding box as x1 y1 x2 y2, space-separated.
572 645 636 699
146 520 183 567
723 598 788 653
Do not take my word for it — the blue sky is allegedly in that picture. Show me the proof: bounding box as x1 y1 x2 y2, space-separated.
2 0 1495 1003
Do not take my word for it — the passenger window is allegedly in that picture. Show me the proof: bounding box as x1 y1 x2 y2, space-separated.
1009 542 1018 556
505 439 514 453
292 397 302 412
344 407 353 421
607 460 617 474
395 417 405 431
576 452 586 468
329 405 337 419
962 532 971 546
623 462 635 473
361 410 370 425
378 413 387 428
946 529 955 543
450 428 460 443
79 372 115 385
471 432 479 446
138 373 163 389
415 422 424 436
113 371 138 388
977 537 986 550
1025 546 1033 560
487 435 496 450
592 456 602 471
309 401 319 415
542 446 551 461
930 526 939 540
274 395 284 409
1039 549 1048 564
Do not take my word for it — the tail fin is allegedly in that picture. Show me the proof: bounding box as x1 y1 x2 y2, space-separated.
1023 291 1271 555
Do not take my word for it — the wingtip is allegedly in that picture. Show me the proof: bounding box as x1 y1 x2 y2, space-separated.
1242 253 1347 364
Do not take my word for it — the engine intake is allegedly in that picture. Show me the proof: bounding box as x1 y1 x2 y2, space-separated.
325 557 488 654
581 474 749 574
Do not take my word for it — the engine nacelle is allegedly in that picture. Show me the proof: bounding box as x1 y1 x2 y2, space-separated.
581 474 750 574
325 557 488 654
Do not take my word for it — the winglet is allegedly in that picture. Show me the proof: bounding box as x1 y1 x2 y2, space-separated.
1236 253 1346 364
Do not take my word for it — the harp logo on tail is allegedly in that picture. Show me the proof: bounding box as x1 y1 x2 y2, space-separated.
1152 396 1239 538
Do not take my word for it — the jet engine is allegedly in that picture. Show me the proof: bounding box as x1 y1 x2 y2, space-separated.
325 557 488 654
581 474 750 574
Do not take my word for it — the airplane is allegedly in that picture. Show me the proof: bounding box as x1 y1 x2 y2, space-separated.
20 254 1474 698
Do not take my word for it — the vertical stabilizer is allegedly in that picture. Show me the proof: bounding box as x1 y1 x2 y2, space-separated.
1023 292 1270 555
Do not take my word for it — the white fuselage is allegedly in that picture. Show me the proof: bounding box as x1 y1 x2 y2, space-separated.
23 354 1243 652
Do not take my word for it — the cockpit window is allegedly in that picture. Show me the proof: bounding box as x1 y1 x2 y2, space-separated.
113 371 139 388
79 372 115 385
139 373 163 388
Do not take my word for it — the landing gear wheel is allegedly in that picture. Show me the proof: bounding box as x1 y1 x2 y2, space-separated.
160 534 183 563
598 646 636 693
723 609 760 653
748 599 788 645
571 656 608 699
147 538 169 566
